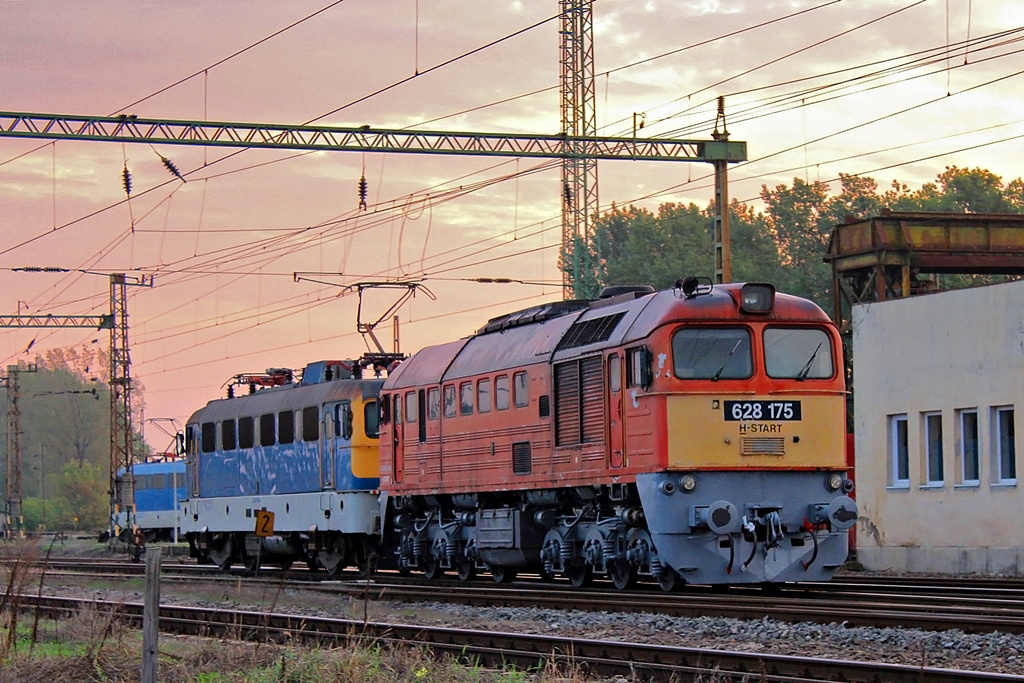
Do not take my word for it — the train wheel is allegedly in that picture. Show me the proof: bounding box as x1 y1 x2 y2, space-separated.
305 558 320 573
489 565 516 584
658 566 680 592
456 559 476 581
609 560 637 591
422 556 444 580
566 563 593 589
243 554 260 574
277 558 294 571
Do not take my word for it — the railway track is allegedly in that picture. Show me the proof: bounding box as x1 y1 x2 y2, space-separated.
13 557 1024 636
10 594 1024 683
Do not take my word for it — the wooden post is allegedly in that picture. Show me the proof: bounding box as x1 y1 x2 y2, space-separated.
142 547 162 683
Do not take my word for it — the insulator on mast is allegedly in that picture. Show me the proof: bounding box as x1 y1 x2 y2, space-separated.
358 175 368 211
122 165 132 197
159 154 186 183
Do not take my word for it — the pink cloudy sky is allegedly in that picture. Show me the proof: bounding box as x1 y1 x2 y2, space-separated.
1 0 1021 450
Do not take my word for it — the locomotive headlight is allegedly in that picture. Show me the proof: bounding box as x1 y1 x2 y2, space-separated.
739 283 775 313
679 474 697 492
826 473 844 492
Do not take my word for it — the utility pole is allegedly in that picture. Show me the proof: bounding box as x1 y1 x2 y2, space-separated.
3 363 37 538
713 96 732 284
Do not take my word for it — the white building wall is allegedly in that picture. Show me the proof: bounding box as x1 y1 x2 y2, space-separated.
853 280 1023 576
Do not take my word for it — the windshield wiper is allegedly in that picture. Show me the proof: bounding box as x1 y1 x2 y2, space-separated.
796 342 823 381
711 340 743 381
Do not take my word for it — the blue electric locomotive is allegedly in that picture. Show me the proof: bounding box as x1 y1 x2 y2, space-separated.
178 360 391 573
115 458 186 542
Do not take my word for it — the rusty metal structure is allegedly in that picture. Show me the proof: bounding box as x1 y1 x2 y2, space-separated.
825 210 1024 332
3 363 37 537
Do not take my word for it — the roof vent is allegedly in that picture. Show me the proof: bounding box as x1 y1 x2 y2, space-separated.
597 284 655 299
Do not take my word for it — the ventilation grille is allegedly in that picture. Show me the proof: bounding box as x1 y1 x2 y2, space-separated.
556 312 626 351
741 437 786 456
512 441 532 475
538 395 551 418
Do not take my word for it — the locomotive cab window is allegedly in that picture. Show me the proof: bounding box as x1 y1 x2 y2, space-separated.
364 401 379 438
513 372 529 408
763 327 834 379
201 422 216 453
672 328 752 380
278 410 295 444
239 416 255 449
478 378 492 413
460 381 474 416
302 406 319 442
443 385 457 418
260 413 276 447
495 375 510 410
221 419 237 451
405 392 418 423
428 387 441 420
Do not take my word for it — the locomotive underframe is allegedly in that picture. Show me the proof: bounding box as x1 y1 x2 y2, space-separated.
390 468 856 588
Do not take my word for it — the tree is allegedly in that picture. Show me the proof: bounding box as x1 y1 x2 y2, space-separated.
571 166 1024 310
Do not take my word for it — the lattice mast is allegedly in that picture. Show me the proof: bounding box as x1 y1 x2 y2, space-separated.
107 273 152 541
560 0 600 299
3 365 36 537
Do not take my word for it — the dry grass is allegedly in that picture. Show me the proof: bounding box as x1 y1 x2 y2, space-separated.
0 541 744 682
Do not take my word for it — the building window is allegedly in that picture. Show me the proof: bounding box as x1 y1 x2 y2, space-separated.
956 409 979 485
888 414 909 488
923 411 943 486
992 406 1017 484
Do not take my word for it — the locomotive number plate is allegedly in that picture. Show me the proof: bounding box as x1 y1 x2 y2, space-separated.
724 400 802 421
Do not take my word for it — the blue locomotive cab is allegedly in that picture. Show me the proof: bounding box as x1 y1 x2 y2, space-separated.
179 361 386 573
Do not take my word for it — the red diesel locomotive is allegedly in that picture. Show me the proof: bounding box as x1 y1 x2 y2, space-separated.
379 279 857 588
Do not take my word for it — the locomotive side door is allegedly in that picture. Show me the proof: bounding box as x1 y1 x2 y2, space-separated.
319 403 339 490
392 393 404 484
608 353 625 468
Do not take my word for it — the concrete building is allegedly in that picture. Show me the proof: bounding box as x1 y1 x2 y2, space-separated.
853 279 1022 575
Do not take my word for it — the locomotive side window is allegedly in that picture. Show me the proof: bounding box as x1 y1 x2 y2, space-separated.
672 328 752 380
763 327 834 379
278 410 295 445
609 354 621 393
393 394 402 424
239 416 255 449
364 400 379 438
302 406 319 442
627 347 652 388
221 419 237 451
495 375 510 410
460 381 474 416
260 413 276 447
428 387 441 420
478 378 492 413
513 371 529 407
201 422 216 453
443 385 457 418
405 392 418 423
337 403 354 439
